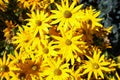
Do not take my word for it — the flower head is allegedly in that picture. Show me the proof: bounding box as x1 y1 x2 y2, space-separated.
44 57 70 80
51 0 83 31
81 47 114 80
52 29 86 65
0 52 19 80
26 10 51 38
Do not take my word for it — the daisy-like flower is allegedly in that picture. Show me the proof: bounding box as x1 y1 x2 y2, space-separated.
0 52 19 80
44 57 70 80
35 39 58 59
51 0 84 31
9 50 28 65
14 56 47 80
12 26 34 51
81 6 103 29
52 29 86 65
81 47 114 80
26 10 51 38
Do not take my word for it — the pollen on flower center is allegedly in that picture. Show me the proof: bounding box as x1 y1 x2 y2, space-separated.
36 20 42 26
92 63 99 69
65 39 72 45
0 65 9 72
54 68 62 75
64 10 72 18
18 73 26 80
32 65 38 71
43 48 49 54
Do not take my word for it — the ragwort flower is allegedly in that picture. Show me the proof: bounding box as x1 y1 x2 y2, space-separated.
26 10 51 38
52 29 86 65
44 57 70 80
81 47 114 80
0 52 19 80
51 0 83 31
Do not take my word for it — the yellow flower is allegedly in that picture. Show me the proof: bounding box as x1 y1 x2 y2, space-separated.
51 0 83 31
81 47 113 80
0 52 19 80
81 6 103 29
35 39 58 59
12 26 34 51
14 56 47 80
52 29 86 65
26 10 51 38
9 50 28 64
44 57 70 80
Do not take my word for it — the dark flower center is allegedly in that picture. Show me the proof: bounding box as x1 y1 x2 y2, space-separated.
54 68 62 75
43 48 49 54
65 39 72 45
64 10 72 18
0 65 9 72
92 63 99 69
36 20 42 26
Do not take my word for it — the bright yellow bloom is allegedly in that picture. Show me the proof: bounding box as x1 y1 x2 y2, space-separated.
52 29 86 65
9 50 28 64
35 39 58 59
44 57 70 80
0 52 19 80
81 47 114 80
81 6 103 29
51 0 83 31
26 10 51 38
12 26 34 51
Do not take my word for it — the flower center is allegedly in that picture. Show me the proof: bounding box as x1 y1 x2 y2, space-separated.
36 20 42 26
0 65 9 72
92 63 99 69
65 39 72 45
64 10 72 18
18 73 26 80
43 48 49 54
54 68 62 76
32 65 38 71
